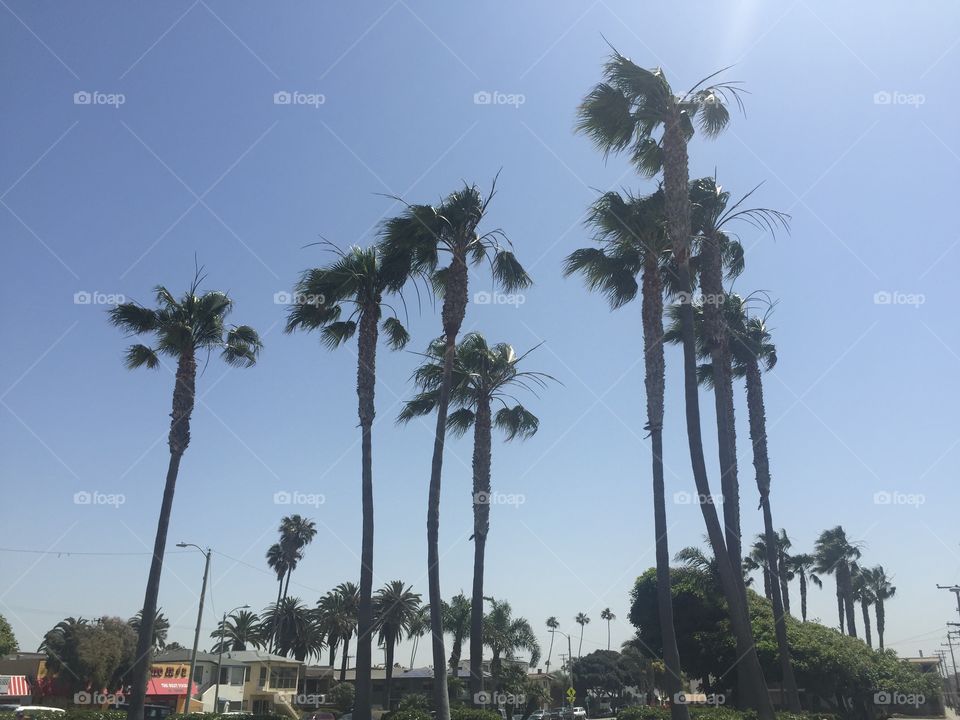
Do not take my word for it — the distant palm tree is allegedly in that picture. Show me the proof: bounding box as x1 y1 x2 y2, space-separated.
544 617 559 671
786 553 822 622
442 593 472 673
380 179 531 720
484 599 540 692
318 582 360 681
814 526 861 637
110 275 261 720
374 581 421 710
265 542 289 650
864 565 896 649
743 538 774 600
286 243 411 720
263 597 324 661
852 566 875 648
599 609 615 651
574 613 590 658
211 610 263 652
269 515 317 651
399 332 550 701
775 530 793 616
407 605 430 668
129 609 169 651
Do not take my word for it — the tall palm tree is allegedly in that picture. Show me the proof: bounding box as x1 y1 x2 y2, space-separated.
266 541 290 646
407 605 430 668
743 537 774 601
864 565 896 649
599 609 615 651
577 52 772 719
564 188 689 720
775 530 793 616
484 600 540 693
814 526 861 637
129 609 169 651
852 566 875 648
544 617 559 672
574 613 590 658
279 515 318 598
263 598 324 661
379 179 531 720
786 553 822 623
211 610 264 652
110 276 261 720
286 244 410 720
442 593 472 673
373 581 421 710
399 332 549 701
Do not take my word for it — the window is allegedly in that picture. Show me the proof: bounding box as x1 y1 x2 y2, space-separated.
220 667 229 684
245 667 250 682
230 667 244 686
259 667 267 686
269 667 297 689
193 666 203 684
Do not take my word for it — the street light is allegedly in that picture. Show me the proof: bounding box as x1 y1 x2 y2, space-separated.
549 629 575 713
177 542 211 713
214 604 250 713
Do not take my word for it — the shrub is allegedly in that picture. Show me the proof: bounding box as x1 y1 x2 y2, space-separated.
449 710 501 720
328 683 355 713
382 710 431 720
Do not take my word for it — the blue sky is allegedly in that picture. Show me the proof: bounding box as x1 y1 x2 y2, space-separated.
1 1 958 668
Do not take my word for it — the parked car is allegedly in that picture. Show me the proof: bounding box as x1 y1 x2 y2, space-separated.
572 708 586 720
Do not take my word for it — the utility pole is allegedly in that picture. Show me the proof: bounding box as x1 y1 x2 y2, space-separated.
177 543 211 713
942 631 959 709
937 585 960 622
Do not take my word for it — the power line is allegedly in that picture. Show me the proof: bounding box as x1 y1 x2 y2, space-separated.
0 547 191 557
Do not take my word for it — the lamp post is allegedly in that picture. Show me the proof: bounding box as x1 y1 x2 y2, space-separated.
214 604 250 713
177 542 211 713
550 629 574 713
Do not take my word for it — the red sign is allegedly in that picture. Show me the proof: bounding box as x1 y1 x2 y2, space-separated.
146 678 188 696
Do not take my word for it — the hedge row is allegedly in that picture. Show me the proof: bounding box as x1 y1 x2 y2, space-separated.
617 708 839 720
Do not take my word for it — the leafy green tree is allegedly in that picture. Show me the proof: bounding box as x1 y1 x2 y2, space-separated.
0 613 19 655
109 276 261 720
442 594 471 673
577 50 770 718
374 581 422 710
380 180 531 720
287 244 412 720
399 332 549 701
41 616 136 696
329 682 356 713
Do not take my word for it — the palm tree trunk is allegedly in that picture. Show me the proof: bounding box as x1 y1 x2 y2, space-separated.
384 638 395 710
799 573 808 622
470 399 492 706
340 634 350 681
354 306 379 720
861 601 872 648
839 565 857 637
606 620 611 651
410 636 418 669
778 554 791 616
270 580 283 653
642 250 690 720
126 349 195 720
427 253 468 720
662 106 772 720
578 627 583 658
545 632 555 672
837 587 845 633
746 359 801 711
876 600 885 650
450 633 463 673
283 567 292 599
763 566 772 601
329 641 337 669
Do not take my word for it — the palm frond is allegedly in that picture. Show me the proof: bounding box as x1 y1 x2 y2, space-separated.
446 408 476 437
381 316 410 350
495 405 540 441
108 303 159 335
492 250 532 292
124 344 160 370
321 321 357 349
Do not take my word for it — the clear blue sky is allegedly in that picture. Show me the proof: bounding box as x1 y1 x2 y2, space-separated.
2 1 958 667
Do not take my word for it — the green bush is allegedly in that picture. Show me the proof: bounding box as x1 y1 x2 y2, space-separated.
617 709 837 720
170 714 288 720
449 710 501 720
382 710 431 720
0 713 127 720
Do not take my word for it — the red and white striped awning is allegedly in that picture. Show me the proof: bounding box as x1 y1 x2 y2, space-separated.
0 675 31 697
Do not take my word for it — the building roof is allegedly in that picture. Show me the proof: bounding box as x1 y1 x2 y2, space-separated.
154 649 218 664
303 666 336 679
218 650 302 665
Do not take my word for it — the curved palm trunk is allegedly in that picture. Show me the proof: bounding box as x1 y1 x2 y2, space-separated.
762 566 773 601
354 305 379 720
836 587 845 633
127 348 196 720
449 631 464 673
469 399 492 706
384 638 395 710
876 600 885 649
427 253 468 720
329 641 337 669
861 601 872 648
745 359 801 711
838 565 857 637
778 553 791 616
545 632 555 672
641 251 690 720
662 109 772 719
269 580 284 653
340 634 350 681
578 627 584 658
799 573 808 622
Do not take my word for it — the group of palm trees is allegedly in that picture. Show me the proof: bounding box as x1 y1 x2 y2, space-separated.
111 48 890 720
541 609 617 673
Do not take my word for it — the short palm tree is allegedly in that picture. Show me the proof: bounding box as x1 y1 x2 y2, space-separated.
564 188 689 720
286 243 410 720
211 609 263 652
484 599 540 692
814 526 862 637
544 617 560 672
442 593 472 673
407 605 430 668
263 597 324 661
373 581 422 710
380 180 531 720
318 582 360 681
852 566 875 648
599 608 615 651
129 609 169 651
574 613 590 658
864 565 896 649
577 52 771 719
775 530 794 615
399 332 550 701
109 276 261 720
786 553 822 623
